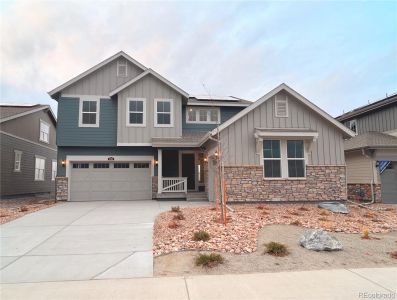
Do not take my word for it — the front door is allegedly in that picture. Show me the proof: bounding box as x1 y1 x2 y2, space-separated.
182 153 195 190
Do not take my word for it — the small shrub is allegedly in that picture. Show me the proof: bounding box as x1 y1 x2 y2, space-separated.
362 228 370 239
256 205 264 210
195 253 224 267
318 217 328 222
173 212 185 220
264 242 289 257
193 230 210 241
262 211 269 215
390 251 397 259
298 206 310 211
210 207 216 211
171 206 180 213
290 220 302 226
20 206 29 212
363 212 376 218
319 209 330 216
168 220 180 229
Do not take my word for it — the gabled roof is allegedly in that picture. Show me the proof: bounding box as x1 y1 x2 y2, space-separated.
344 132 397 151
209 83 356 138
109 68 189 98
336 92 397 122
0 104 56 124
48 51 147 97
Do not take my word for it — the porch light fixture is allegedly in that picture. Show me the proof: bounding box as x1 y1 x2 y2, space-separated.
204 157 208 162
215 151 219 157
61 160 66 167
154 160 158 165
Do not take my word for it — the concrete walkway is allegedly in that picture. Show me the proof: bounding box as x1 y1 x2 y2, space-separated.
1 267 395 300
0 200 207 283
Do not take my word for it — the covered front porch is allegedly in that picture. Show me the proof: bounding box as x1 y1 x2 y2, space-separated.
156 149 208 200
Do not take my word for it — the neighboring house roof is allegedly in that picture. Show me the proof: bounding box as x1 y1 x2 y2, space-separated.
209 83 356 138
152 130 209 147
109 68 189 98
187 96 251 107
0 104 57 124
48 51 147 97
344 132 397 151
336 92 397 122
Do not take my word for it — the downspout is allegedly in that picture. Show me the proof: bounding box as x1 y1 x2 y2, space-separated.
361 148 376 205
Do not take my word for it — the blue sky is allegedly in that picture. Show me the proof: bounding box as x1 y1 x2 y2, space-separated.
1 0 396 116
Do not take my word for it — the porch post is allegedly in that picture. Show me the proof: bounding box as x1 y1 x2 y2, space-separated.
158 149 162 194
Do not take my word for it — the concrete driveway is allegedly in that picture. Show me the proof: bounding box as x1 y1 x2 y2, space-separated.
0 200 206 283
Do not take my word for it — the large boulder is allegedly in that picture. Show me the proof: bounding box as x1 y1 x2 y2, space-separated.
318 202 349 214
300 229 343 251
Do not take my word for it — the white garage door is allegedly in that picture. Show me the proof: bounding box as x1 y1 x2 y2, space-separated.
70 162 152 201
381 162 397 204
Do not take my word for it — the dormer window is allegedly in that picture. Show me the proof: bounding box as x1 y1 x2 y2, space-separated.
275 95 288 118
117 59 128 77
186 107 220 124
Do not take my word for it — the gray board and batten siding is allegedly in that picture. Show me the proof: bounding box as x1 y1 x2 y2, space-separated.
217 90 346 166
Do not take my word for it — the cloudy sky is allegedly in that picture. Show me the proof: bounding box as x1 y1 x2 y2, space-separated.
1 0 396 116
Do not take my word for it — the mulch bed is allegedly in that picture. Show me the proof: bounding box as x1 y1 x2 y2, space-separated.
153 203 397 256
0 198 58 224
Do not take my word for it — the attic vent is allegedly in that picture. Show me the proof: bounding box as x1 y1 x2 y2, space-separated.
117 59 128 77
275 96 288 117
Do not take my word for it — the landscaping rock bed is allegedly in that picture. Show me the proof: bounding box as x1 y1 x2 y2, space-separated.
153 203 397 256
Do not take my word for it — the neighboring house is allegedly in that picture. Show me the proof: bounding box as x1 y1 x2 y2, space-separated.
49 51 354 202
336 94 397 204
0 104 57 198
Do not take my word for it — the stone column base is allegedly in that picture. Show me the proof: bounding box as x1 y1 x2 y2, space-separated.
152 176 158 199
55 177 68 201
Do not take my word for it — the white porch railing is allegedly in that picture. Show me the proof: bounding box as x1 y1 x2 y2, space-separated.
162 177 187 193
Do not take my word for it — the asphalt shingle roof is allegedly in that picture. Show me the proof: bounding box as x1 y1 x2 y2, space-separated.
344 132 397 151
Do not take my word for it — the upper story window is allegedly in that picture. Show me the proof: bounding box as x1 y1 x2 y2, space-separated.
155 99 173 127
14 150 22 172
79 98 100 127
274 94 288 118
127 98 146 127
35 156 45 181
348 119 357 133
117 59 128 77
186 107 220 124
39 120 50 143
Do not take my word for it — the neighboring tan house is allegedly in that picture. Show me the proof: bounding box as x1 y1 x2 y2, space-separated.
0 104 57 198
336 93 397 204
49 51 354 202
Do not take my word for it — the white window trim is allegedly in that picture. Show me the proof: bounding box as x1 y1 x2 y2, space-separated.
186 106 220 124
78 97 100 128
39 119 50 144
34 155 46 181
274 95 289 118
14 150 22 172
117 59 128 77
126 98 146 127
154 98 174 128
51 159 57 181
261 139 306 179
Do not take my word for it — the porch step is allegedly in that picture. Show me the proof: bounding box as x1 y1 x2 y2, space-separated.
186 192 208 202
156 192 186 200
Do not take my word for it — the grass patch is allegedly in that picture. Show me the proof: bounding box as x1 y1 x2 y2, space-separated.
173 212 185 221
171 206 180 213
195 253 224 267
362 228 370 239
319 209 330 216
193 230 210 241
264 242 289 257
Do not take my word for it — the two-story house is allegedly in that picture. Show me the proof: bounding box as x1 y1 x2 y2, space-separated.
49 51 354 202
337 94 397 204
0 104 57 198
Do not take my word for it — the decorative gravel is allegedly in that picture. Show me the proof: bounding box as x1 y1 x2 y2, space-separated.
153 203 397 256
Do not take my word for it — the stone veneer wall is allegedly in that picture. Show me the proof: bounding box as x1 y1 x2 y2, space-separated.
224 165 347 202
55 177 68 201
347 183 382 203
152 176 158 199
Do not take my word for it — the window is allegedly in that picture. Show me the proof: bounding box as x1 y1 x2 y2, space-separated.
114 163 130 168
35 157 45 181
275 95 288 117
263 140 281 178
348 119 357 133
39 120 50 143
79 98 100 127
155 99 173 127
117 59 128 77
93 163 109 168
134 163 149 168
72 163 89 168
287 140 305 178
127 98 146 126
14 150 22 172
52 160 57 181
186 107 220 124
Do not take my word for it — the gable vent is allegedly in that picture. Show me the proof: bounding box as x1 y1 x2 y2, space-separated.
275 96 288 117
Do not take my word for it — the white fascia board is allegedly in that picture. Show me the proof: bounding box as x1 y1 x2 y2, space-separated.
254 129 319 139
66 155 154 162
117 142 152 146
187 102 250 107
48 51 147 97
210 83 356 138
152 142 199 147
